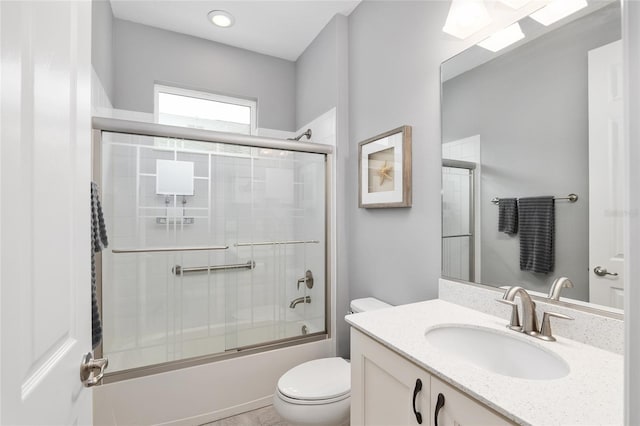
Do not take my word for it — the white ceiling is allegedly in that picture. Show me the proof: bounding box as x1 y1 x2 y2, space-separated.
110 1 361 61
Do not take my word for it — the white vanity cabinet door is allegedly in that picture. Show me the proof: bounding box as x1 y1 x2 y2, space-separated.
351 328 516 426
351 329 430 425
430 377 514 426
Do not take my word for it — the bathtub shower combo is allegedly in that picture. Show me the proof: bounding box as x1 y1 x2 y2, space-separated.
93 118 330 380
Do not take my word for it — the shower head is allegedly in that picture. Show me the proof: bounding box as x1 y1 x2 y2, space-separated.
288 129 312 141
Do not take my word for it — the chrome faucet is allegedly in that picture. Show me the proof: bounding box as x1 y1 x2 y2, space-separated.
501 286 538 335
289 296 311 309
548 277 574 300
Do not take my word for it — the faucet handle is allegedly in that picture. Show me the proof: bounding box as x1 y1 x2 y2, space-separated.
495 299 521 331
297 270 314 290
538 311 574 341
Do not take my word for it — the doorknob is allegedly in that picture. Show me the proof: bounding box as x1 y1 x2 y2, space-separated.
594 266 618 277
80 352 109 387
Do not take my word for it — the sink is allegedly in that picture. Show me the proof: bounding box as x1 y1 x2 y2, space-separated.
425 325 569 380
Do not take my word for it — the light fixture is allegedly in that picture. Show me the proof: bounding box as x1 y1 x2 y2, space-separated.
477 22 525 52
442 0 492 39
529 0 587 26
207 10 235 28
497 0 532 9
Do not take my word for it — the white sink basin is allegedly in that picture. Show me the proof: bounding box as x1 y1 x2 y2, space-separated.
425 325 569 380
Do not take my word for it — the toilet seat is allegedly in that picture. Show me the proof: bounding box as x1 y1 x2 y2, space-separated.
275 388 350 406
276 358 350 403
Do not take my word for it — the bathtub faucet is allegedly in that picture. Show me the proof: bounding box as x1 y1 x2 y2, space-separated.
289 296 311 309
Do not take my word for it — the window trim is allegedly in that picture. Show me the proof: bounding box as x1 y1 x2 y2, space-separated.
153 84 257 135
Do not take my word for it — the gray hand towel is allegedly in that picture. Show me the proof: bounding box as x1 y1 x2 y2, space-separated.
498 198 518 235
518 196 554 273
91 182 108 349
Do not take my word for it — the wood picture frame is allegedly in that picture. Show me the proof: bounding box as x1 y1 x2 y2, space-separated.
358 125 412 208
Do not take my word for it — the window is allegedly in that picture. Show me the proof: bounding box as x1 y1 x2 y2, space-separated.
154 84 257 135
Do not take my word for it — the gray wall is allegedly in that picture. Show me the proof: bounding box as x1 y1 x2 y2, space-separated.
91 0 114 101
295 14 350 356
296 15 344 129
346 1 461 321
442 6 620 301
112 19 296 131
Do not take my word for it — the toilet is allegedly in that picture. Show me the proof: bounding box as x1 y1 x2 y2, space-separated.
273 297 391 426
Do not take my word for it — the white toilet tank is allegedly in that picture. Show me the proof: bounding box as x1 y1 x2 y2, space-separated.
349 297 391 314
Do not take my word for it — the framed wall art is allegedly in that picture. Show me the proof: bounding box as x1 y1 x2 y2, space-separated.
358 125 412 208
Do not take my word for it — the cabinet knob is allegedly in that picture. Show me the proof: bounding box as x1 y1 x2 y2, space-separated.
412 378 423 424
434 393 446 426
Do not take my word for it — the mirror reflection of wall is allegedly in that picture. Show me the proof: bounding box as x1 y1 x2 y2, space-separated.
441 2 621 307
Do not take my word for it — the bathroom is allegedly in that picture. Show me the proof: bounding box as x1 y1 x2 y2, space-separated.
1 0 639 424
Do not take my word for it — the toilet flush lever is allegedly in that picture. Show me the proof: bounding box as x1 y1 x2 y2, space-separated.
297 270 314 290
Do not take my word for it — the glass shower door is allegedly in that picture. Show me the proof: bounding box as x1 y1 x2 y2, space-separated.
442 162 475 281
100 131 326 374
226 147 326 349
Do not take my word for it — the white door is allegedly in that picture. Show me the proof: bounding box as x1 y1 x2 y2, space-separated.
1 1 95 424
588 39 624 309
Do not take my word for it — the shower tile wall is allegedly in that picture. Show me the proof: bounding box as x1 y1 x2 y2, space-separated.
101 133 326 372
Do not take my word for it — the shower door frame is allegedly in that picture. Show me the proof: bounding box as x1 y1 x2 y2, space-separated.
442 158 476 282
91 117 334 383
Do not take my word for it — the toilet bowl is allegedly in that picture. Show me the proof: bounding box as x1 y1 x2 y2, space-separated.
273 298 391 426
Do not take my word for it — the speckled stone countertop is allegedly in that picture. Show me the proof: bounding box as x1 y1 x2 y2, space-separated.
345 299 623 426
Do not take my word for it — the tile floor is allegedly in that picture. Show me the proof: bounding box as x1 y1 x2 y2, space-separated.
202 405 350 426
201 406 293 426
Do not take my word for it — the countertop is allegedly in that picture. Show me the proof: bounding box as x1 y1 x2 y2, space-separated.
345 299 623 426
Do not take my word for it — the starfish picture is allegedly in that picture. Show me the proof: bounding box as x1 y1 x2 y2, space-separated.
377 161 393 185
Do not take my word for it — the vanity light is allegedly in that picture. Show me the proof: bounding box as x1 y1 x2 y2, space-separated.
529 0 587 26
497 0 531 9
443 0 492 39
477 22 525 52
207 10 235 28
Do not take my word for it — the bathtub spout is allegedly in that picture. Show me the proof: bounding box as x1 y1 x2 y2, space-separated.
289 296 311 309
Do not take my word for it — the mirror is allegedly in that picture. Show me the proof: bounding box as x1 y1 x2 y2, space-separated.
440 1 623 311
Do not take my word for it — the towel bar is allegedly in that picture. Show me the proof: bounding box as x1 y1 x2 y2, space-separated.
172 260 256 275
235 240 320 247
112 245 229 253
491 193 578 205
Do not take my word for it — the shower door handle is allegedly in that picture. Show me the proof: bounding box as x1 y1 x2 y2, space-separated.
80 352 109 387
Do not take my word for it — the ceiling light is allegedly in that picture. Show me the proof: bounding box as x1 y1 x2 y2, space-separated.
529 0 587 26
477 22 525 52
497 0 532 9
207 10 235 28
443 0 492 39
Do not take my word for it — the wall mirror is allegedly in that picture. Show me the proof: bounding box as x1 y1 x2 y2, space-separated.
440 0 623 312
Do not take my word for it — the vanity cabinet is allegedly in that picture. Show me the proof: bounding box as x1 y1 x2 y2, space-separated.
351 329 514 426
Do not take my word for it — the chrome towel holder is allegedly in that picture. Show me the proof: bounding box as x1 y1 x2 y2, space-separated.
491 193 578 205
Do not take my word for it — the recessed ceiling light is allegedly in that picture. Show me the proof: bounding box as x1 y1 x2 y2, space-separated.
529 0 588 26
443 0 492 39
477 22 525 52
208 10 235 28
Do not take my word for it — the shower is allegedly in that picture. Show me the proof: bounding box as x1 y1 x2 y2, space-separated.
93 117 331 381
442 159 476 282
288 128 312 141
